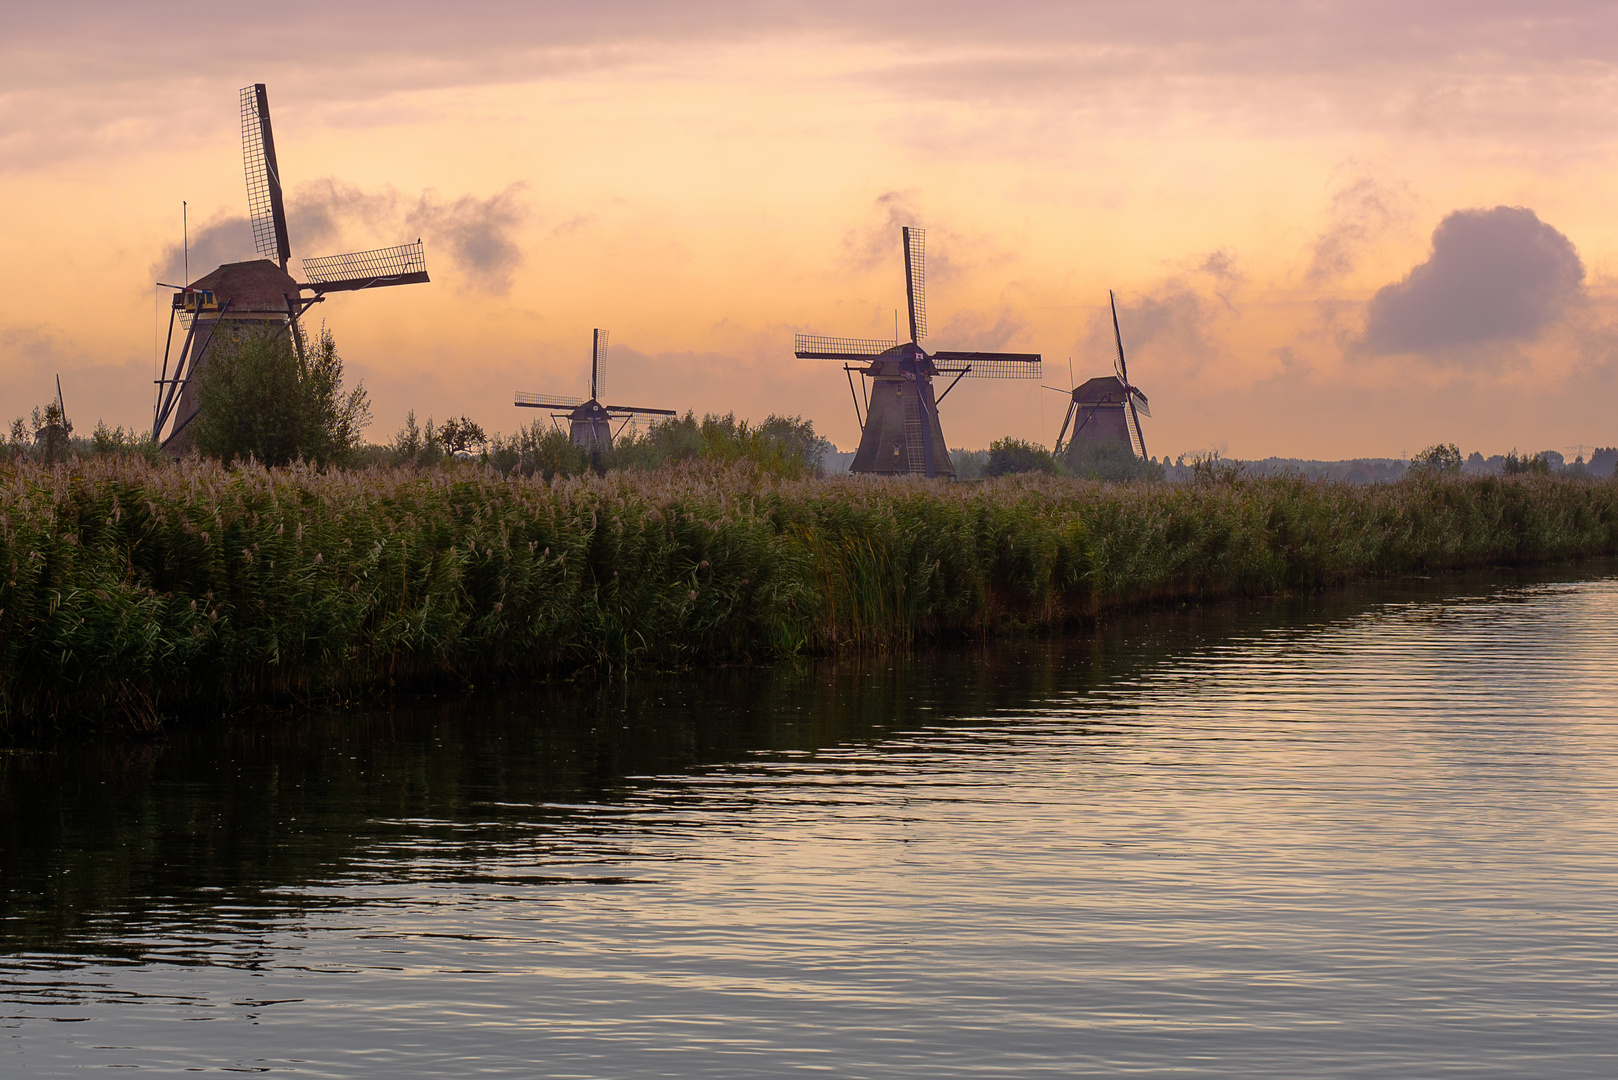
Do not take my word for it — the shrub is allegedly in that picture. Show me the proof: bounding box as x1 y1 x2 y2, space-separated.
987 437 1059 477
1411 443 1463 474
192 325 370 466
1066 439 1166 482
1502 449 1551 476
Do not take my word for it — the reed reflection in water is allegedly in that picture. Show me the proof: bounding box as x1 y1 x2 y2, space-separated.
3 566 1617 1077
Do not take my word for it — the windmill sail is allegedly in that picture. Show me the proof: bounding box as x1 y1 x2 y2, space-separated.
302 241 430 293
514 392 584 409
240 84 290 271
931 351 1042 379
903 226 926 343
591 329 609 401
794 334 895 360
1109 291 1148 459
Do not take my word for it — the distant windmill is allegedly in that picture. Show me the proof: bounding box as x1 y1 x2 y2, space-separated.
514 329 675 452
1052 291 1150 459
795 227 1041 478
152 83 431 454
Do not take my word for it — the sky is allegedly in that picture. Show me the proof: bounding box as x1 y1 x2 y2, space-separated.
4 1 1618 460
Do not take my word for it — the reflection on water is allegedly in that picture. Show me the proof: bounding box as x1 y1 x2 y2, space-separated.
4 565 1618 1077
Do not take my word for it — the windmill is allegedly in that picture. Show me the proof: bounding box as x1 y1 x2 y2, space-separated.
1052 291 1150 459
514 329 675 452
795 227 1041 478
152 83 431 454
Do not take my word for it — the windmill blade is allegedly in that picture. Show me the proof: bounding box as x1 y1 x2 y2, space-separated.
603 405 678 417
515 392 584 409
903 226 926 343
795 334 894 360
1125 402 1148 460
1130 387 1151 418
592 329 610 401
1109 289 1130 385
302 241 430 293
240 84 291 271
931 351 1042 379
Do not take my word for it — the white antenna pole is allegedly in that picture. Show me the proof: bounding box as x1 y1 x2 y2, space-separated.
183 201 189 287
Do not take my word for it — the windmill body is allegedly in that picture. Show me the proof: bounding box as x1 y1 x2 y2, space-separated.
515 329 674 453
796 227 1040 479
847 347 954 476
153 84 430 455
1053 292 1151 460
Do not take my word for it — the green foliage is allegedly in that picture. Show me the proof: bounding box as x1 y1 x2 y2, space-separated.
29 399 72 464
987 437 1059 477
1411 443 1463 474
437 416 487 456
3 462 1617 733
1066 439 1166 482
1502 449 1552 476
608 412 829 478
192 325 370 466
1190 451 1245 486
486 423 590 480
950 448 989 480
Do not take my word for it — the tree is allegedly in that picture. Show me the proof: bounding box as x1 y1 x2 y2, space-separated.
1501 449 1550 476
29 398 72 464
986 437 1059 477
192 324 370 466
1410 443 1462 474
1064 439 1166 482
436 415 487 456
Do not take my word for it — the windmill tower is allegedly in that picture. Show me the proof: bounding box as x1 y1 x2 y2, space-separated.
153 83 431 455
795 227 1041 478
514 329 675 452
1053 291 1150 459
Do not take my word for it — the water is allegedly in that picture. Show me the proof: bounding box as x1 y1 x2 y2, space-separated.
4 566 1618 1077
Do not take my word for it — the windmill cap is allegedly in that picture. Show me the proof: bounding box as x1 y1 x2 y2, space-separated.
182 259 301 313
1074 375 1135 404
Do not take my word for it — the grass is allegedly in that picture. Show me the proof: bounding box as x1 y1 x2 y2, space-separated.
3 457 1617 733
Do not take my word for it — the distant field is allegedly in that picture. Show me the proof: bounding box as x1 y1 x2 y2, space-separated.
3 459 1616 733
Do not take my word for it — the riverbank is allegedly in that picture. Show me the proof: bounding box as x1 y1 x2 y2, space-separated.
3 458 1616 733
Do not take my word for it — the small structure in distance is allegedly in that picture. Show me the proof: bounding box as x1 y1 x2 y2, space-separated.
153 83 430 455
1053 291 1150 459
795 226 1041 479
514 329 675 452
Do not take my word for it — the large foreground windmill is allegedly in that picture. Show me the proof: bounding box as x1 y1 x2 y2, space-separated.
795 227 1041 478
515 329 675 452
153 83 431 454
1053 291 1150 459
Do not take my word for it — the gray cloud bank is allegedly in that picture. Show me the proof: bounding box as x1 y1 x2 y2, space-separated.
9 3 1618 170
152 182 529 292
1359 206 1584 357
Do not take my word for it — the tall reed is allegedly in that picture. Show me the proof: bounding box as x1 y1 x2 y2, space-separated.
2 458 1615 732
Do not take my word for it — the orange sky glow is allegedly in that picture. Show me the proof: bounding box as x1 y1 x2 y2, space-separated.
4 4 1618 460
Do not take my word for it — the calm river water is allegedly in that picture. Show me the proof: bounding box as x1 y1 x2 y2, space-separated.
4 565 1618 1077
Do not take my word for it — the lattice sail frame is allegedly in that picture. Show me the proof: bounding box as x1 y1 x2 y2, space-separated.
592 329 610 401
515 392 585 408
240 85 286 267
303 241 427 285
794 334 896 358
903 226 927 341
932 354 1044 380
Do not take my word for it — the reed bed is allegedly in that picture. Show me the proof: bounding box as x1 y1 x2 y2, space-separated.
3 457 1616 732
